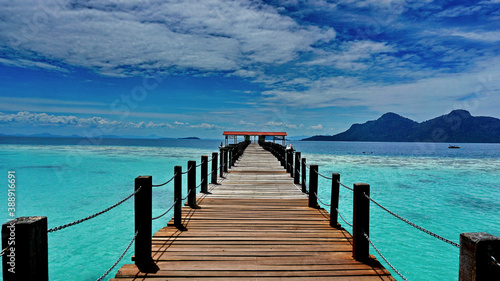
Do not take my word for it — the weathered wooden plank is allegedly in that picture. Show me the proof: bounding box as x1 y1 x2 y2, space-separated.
113 143 394 280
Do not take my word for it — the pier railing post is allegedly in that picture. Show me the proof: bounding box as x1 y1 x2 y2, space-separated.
219 148 224 177
187 161 199 209
294 152 301 184
211 152 218 184
280 147 285 167
330 173 340 228
224 148 229 173
2 216 48 281
228 148 232 169
201 155 208 193
353 183 370 262
286 150 293 175
174 166 183 230
301 158 307 193
308 165 319 208
459 232 500 280
134 176 155 271
219 147 224 178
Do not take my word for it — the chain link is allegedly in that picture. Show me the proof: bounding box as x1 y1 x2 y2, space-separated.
96 230 139 281
363 231 409 281
316 170 333 180
195 160 205 168
492 255 500 267
181 189 193 201
364 192 460 248
196 178 205 189
152 200 177 220
0 246 8 257
337 180 354 191
181 166 193 174
315 192 331 206
336 208 353 227
152 173 177 187
48 187 141 233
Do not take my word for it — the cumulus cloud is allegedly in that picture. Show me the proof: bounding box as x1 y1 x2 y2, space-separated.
309 124 323 130
0 0 335 77
0 111 225 130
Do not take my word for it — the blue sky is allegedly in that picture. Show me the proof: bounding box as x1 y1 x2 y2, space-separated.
0 0 499 139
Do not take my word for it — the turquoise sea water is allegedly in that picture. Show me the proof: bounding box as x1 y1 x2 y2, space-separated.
1 138 499 280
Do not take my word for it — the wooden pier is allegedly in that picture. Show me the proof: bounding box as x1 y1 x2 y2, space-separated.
112 143 394 280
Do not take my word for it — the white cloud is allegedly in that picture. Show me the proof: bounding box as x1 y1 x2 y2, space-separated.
261 56 500 121
0 111 175 129
190 123 220 129
436 5 482 18
309 124 323 130
305 40 396 70
0 0 335 77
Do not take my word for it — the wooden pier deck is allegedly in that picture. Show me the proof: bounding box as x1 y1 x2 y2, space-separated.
112 144 394 280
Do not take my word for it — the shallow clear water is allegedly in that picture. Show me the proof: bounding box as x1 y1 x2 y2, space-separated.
293 141 500 281
0 139 499 280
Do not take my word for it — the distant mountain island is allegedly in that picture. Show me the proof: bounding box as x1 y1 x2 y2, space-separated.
303 110 500 143
177 137 201 140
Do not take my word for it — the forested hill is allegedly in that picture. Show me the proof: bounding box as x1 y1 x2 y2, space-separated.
303 110 500 143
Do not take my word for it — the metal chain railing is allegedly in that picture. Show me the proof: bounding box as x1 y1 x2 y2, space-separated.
315 170 333 180
338 180 354 191
315 192 331 206
492 255 500 267
182 189 193 201
363 231 409 281
181 166 192 174
336 208 353 227
364 193 460 248
196 178 205 189
152 173 177 187
0 246 8 257
96 229 139 281
195 161 205 168
152 200 177 220
48 187 141 233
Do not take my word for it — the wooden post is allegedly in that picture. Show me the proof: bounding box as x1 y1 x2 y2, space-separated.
294 152 301 184
174 166 183 230
134 176 154 270
2 216 48 281
280 147 285 167
308 165 319 208
228 148 232 169
219 148 224 177
201 155 208 193
224 148 229 173
353 183 370 262
211 152 218 184
286 150 292 175
187 161 199 209
330 173 340 228
301 158 307 193
459 232 500 281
